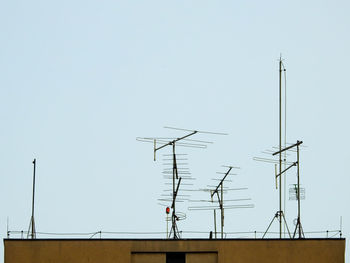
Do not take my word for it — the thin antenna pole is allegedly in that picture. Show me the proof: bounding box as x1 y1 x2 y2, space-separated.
275 164 277 189
166 213 169 238
210 190 217 239
283 62 287 238
172 143 177 239
221 183 224 239
279 56 282 239
297 143 301 238
154 139 156 161
214 209 217 239
30 159 36 239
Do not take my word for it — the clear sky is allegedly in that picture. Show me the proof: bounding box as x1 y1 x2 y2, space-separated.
1 0 349 261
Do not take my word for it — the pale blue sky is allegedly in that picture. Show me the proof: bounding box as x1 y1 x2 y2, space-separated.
1 0 350 261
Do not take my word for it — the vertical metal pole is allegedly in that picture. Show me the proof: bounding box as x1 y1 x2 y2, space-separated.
172 143 176 239
340 216 342 236
211 191 217 239
31 158 36 239
279 57 282 239
214 209 217 239
275 164 278 189
166 214 169 238
154 139 156 161
221 183 224 239
297 143 301 238
283 65 287 238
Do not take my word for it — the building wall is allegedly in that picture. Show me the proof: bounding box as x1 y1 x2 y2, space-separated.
4 238 345 263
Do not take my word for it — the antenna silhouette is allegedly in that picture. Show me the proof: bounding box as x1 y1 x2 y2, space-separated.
211 166 235 239
27 159 36 239
277 56 286 238
255 57 290 238
189 165 253 239
137 127 226 239
263 140 304 239
273 140 304 238
155 131 194 239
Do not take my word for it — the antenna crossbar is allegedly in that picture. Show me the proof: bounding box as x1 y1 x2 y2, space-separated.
188 204 254 210
154 131 197 152
164 126 228 135
211 167 233 197
275 162 297 178
272 140 303 156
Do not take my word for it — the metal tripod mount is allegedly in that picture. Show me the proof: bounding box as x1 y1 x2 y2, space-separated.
263 210 291 238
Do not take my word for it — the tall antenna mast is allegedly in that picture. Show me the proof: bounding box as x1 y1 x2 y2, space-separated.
27 158 36 239
278 55 283 238
258 57 289 239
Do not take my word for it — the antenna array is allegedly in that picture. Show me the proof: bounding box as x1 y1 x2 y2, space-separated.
259 140 305 239
188 165 253 239
137 127 226 239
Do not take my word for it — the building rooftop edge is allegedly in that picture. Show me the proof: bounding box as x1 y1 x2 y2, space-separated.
3 238 345 242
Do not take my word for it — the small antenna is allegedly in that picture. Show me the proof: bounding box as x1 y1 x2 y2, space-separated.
27 158 37 239
210 166 236 239
189 166 253 239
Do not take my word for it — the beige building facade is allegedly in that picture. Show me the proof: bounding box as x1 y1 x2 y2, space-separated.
4 238 345 263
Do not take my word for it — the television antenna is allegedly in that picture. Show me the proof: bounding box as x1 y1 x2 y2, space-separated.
188 166 253 239
288 141 305 238
276 140 304 238
27 159 37 239
211 166 237 239
137 126 226 239
159 153 193 215
263 140 304 238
